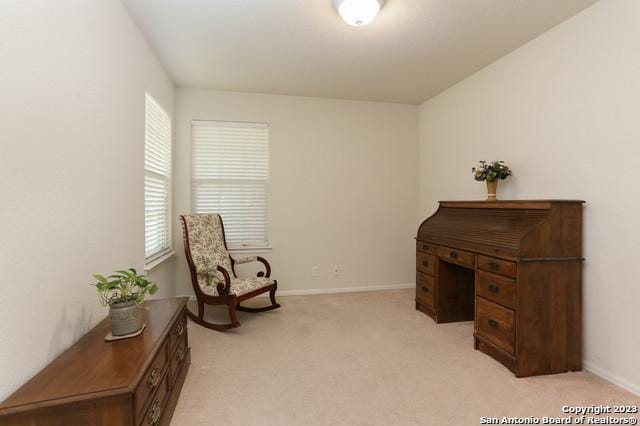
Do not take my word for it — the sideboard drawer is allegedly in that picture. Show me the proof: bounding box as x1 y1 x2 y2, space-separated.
169 310 187 354
170 335 189 386
477 255 516 278
416 272 435 306
0 298 191 426
476 297 515 355
140 373 169 426
416 240 437 255
476 270 516 310
438 246 475 269
416 252 436 276
135 339 169 419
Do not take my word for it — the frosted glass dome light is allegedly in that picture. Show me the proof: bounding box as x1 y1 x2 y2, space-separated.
334 0 384 27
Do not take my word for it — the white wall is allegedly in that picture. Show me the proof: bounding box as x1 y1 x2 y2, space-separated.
174 89 419 297
0 0 174 399
419 0 640 395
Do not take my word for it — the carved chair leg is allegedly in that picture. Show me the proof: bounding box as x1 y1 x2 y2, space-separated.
228 303 239 326
269 287 278 307
186 297 242 331
237 286 281 313
197 300 204 321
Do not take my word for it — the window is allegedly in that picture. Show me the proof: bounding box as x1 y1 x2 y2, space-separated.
144 93 172 262
191 120 269 249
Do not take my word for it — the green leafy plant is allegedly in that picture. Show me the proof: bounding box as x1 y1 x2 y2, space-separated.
472 160 512 182
91 268 158 306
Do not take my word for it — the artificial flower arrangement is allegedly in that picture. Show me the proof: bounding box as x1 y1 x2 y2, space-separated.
472 161 512 200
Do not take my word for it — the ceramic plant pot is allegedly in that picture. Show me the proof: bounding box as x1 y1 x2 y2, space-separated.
109 300 143 336
486 180 498 201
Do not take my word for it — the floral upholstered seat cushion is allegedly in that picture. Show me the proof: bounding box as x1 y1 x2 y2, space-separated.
200 276 275 297
181 214 234 288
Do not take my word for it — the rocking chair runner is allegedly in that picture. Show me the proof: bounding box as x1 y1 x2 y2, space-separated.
180 214 280 331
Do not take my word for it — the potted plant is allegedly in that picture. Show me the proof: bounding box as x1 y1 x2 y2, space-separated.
91 268 158 336
472 160 512 201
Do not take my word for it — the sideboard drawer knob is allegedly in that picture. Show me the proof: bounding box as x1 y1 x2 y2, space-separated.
488 284 499 293
488 319 499 329
176 347 186 362
450 251 458 259
489 262 500 270
175 322 185 336
422 261 429 267
420 286 429 293
148 399 162 425
147 367 162 388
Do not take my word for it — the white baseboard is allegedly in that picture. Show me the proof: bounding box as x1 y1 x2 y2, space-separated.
273 282 415 296
180 282 414 301
583 361 640 397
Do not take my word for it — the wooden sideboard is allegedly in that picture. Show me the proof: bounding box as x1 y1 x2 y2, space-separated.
416 200 583 377
0 297 191 425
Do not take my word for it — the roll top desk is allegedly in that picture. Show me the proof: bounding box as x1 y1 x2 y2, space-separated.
415 200 583 377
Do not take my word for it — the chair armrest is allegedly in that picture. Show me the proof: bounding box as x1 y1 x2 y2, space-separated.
233 256 258 265
215 265 232 296
231 256 271 278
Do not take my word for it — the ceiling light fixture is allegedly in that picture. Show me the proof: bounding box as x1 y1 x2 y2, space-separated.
334 0 384 27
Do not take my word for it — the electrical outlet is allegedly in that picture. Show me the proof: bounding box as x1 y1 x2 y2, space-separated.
332 265 340 276
311 266 320 277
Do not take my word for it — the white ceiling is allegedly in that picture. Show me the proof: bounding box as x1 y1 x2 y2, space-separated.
122 0 598 104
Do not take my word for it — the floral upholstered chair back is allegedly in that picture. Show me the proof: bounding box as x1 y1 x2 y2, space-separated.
181 214 234 290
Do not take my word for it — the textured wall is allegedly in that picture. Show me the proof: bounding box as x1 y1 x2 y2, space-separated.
419 0 640 395
0 0 174 399
174 89 420 297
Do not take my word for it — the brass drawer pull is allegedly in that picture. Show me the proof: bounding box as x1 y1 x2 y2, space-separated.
176 347 186 362
489 261 500 270
175 322 185 336
420 286 429 293
488 319 499 329
450 251 458 259
422 261 429 267
147 367 161 388
488 284 500 293
147 399 162 425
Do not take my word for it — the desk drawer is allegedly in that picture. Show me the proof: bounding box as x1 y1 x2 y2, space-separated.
134 339 168 419
416 241 437 255
438 246 475 269
476 297 515 355
416 272 435 306
416 252 435 276
478 255 516 278
476 271 516 310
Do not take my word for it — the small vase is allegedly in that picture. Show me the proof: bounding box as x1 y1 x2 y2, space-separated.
109 301 143 336
486 180 498 201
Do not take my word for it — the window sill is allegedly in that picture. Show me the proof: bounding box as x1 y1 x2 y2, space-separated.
144 250 176 271
228 246 272 254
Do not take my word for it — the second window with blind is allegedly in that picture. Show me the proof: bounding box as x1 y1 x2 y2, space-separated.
144 94 172 263
191 120 269 250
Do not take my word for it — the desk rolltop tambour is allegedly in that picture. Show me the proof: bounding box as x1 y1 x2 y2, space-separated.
415 200 584 377
0 297 191 425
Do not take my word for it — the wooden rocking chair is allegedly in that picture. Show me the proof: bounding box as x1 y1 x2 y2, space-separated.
179 214 280 331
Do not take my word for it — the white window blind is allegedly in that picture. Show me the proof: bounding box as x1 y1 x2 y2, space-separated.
192 120 269 249
144 94 172 261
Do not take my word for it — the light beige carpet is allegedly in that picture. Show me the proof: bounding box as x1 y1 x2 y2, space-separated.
171 289 639 425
